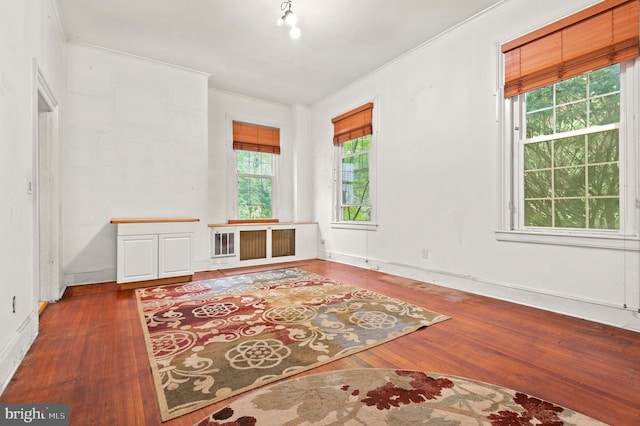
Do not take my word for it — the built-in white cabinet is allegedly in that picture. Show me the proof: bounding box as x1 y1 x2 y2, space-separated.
111 218 199 286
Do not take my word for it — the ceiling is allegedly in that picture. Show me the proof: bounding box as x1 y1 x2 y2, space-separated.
58 0 504 105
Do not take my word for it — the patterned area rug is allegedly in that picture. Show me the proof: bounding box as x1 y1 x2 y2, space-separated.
136 268 448 421
194 369 606 425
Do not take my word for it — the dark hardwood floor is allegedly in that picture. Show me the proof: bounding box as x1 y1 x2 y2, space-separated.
2 259 639 425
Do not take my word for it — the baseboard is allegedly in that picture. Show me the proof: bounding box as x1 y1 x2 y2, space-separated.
64 268 116 286
38 302 48 316
0 312 38 394
321 250 640 333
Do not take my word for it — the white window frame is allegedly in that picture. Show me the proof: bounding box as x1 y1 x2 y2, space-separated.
496 58 640 251
331 127 378 231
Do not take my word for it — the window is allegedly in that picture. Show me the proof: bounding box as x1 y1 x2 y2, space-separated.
340 135 371 221
236 150 274 219
232 121 280 220
331 103 376 225
498 0 639 249
520 64 621 230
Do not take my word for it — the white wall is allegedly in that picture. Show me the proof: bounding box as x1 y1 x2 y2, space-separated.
311 0 640 331
63 43 210 284
207 89 314 224
0 0 64 392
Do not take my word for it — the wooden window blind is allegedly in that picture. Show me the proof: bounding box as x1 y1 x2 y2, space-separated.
233 121 281 154
502 0 639 98
331 102 374 145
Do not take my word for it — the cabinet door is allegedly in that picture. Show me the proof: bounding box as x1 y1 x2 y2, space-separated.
117 234 159 283
158 233 193 278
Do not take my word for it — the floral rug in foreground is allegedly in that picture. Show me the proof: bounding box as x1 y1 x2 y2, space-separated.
195 368 606 425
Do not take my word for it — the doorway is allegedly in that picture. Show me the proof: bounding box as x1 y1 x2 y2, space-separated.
34 64 61 309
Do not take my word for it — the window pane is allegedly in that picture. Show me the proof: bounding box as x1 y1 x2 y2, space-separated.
343 206 371 221
524 141 552 170
588 129 618 164
556 101 587 132
524 199 552 227
237 151 272 175
554 167 585 198
589 198 619 229
555 199 586 228
524 170 552 198
588 164 619 196
342 154 369 205
526 109 553 138
526 86 553 111
589 64 620 96
589 94 620 126
554 136 585 167
556 74 586 104
238 176 272 219
343 135 371 155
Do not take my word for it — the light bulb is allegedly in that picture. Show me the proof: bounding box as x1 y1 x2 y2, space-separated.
290 26 300 39
285 11 297 26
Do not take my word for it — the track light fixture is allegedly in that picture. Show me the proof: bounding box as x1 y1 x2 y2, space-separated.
277 0 300 39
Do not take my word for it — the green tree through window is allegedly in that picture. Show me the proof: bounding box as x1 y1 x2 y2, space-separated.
236 150 273 219
341 135 371 221
523 64 620 229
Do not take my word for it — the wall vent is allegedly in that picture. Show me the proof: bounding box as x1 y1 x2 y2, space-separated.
272 229 296 257
213 231 235 257
240 230 267 261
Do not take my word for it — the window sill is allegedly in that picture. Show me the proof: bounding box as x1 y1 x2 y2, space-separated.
331 222 378 231
495 229 640 251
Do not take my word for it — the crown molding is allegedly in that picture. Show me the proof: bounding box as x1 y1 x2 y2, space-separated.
50 0 69 42
66 40 211 78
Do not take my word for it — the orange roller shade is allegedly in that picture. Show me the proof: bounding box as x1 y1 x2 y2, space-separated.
233 121 280 154
331 103 374 145
502 0 639 98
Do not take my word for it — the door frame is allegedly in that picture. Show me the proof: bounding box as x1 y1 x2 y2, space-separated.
33 60 62 304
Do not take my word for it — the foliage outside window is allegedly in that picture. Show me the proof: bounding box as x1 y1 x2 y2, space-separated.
521 64 620 230
340 135 371 221
236 150 273 219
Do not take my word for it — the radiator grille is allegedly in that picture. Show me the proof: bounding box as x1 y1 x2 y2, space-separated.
272 229 296 257
213 231 235 257
240 230 267 260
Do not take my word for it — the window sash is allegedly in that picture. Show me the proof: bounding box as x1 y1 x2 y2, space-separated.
236 151 275 220
519 124 621 230
336 137 373 222
510 62 634 235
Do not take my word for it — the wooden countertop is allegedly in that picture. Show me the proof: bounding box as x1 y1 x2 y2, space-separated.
110 217 200 224
208 221 317 227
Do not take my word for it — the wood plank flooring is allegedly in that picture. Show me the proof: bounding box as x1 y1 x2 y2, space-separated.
2 259 639 425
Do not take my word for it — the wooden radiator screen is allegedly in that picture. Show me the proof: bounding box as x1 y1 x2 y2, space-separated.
239 230 267 261
272 229 296 257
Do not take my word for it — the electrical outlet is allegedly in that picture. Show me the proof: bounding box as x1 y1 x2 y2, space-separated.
421 248 429 259
12 296 16 313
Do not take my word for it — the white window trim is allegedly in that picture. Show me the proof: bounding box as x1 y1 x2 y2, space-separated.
496 58 640 251
331 103 378 231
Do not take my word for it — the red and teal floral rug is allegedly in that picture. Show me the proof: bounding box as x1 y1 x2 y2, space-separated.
136 268 448 421
195 368 606 425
